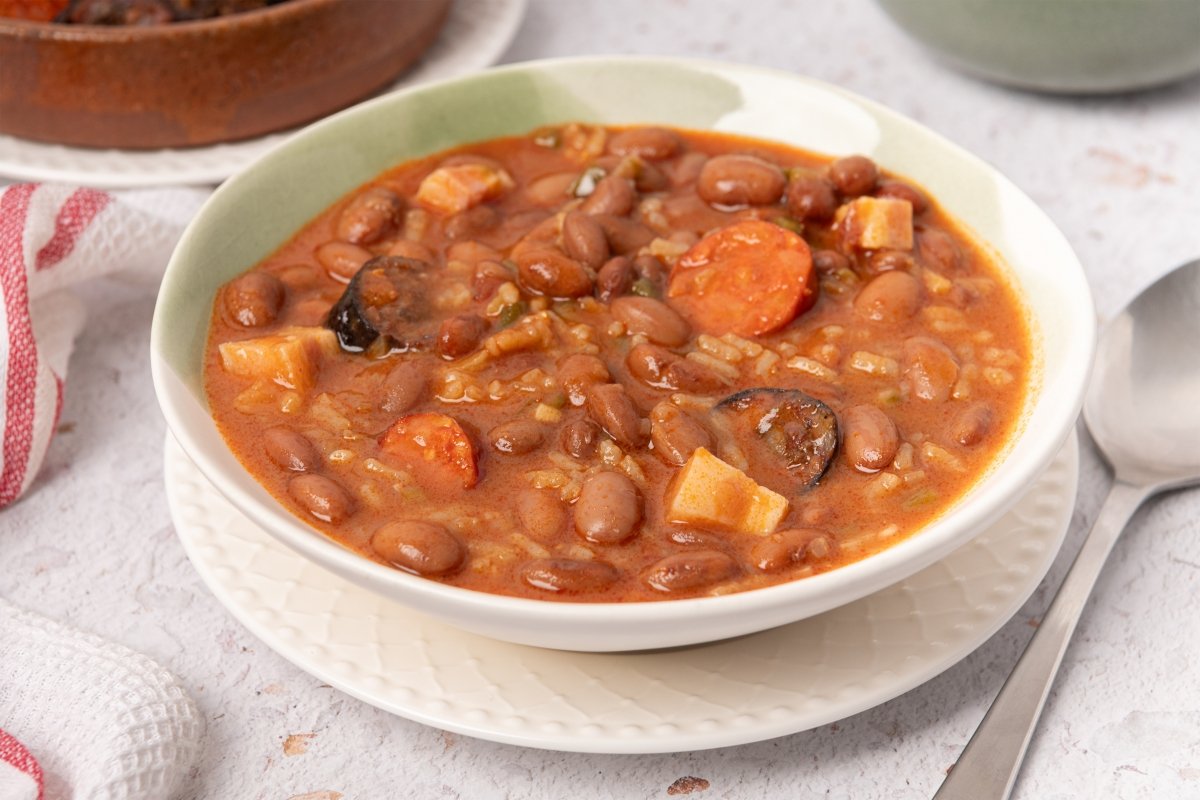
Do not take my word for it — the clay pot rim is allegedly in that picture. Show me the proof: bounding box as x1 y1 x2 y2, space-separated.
0 0 333 41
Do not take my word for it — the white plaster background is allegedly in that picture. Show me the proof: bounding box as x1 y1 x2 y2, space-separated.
3 1 1200 798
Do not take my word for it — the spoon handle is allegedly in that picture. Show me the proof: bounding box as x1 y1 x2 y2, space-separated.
932 478 1150 800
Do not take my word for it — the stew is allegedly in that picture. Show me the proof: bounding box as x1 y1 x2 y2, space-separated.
204 123 1031 602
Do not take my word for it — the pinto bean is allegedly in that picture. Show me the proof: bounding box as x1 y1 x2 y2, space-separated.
842 404 900 472
633 254 666 284
272 262 322 291
750 529 837 573
511 215 560 261
561 210 611 269
918 228 962 272
525 172 577 206
447 240 504 267
953 402 994 446
697 154 786 207
608 127 681 161
904 337 960 402
521 558 621 594
288 474 354 524
336 186 402 245
876 180 928 215
444 205 499 241
785 174 838 221
315 241 373 282
868 250 916 274
631 159 670 193
574 471 642 544
581 174 636 217
829 155 878 197
489 420 545 455
387 239 436 264
370 520 465 577
585 383 646 448
812 248 850 275
595 256 634 302
665 358 726 394
643 550 737 593
667 529 727 549
516 489 567 539
515 247 593 298
224 272 284 328
649 402 712 466
558 353 611 406
626 343 675 389
381 360 426 414
264 427 318 472
437 314 488 359
560 418 600 458
626 344 724 394
594 214 655 254
666 151 708 186
610 296 690 346
472 259 512 301
855 271 922 323
290 297 332 327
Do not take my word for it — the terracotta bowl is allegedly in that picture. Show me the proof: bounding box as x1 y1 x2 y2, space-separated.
0 0 451 149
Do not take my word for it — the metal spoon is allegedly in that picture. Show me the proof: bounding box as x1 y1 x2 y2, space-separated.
933 258 1200 799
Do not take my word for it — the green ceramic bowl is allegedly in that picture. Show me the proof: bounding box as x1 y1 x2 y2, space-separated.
151 57 1094 651
877 0 1200 93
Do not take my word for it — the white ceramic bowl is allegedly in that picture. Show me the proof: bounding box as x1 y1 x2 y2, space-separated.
152 57 1095 652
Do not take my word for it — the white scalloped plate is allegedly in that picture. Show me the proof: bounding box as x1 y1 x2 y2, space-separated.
166 433 1078 754
0 0 526 188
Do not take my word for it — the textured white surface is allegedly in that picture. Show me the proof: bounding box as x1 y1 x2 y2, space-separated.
2 0 1200 797
164 435 1076 754
0 0 527 189
0 599 203 799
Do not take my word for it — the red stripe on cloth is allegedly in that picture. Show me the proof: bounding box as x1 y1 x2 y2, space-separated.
34 187 111 272
0 184 40 508
0 728 44 800
52 373 64 431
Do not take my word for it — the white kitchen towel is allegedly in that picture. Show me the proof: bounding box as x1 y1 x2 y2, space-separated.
0 183 208 509
0 183 210 799
0 599 204 799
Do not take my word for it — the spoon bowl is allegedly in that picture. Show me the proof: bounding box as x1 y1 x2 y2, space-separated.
1085 259 1200 489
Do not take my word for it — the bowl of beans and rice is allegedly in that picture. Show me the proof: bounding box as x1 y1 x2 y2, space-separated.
152 57 1094 651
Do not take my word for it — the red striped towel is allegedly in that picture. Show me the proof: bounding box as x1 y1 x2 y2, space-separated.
0 728 41 800
0 183 207 509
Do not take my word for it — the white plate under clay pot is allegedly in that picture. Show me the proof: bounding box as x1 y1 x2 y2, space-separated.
0 0 527 188
165 433 1078 754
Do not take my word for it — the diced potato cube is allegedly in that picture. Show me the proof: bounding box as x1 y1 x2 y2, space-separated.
416 163 514 214
219 327 337 393
837 196 914 250
664 447 789 535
